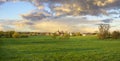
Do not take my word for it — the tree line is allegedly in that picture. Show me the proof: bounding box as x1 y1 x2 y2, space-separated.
98 24 120 39
0 31 29 38
0 31 83 39
0 24 119 39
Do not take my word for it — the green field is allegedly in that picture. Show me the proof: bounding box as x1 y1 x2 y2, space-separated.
0 36 120 61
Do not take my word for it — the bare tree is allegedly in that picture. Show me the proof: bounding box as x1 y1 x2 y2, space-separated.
98 24 110 39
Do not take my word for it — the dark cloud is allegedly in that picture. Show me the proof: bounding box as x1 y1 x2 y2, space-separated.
21 13 46 21
21 10 51 21
102 19 113 23
1 0 120 21
23 0 120 20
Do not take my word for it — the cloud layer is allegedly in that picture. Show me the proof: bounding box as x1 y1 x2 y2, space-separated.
0 16 103 32
1 0 120 20
20 0 120 20
0 0 120 32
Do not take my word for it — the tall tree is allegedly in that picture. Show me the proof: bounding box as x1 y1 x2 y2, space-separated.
98 24 110 39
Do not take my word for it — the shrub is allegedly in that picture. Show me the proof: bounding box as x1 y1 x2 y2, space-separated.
2 31 15 38
97 32 110 39
111 31 120 39
12 32 20 38
4 32 11 38
9 31 15 37
20 34 29 38
61 33 70 39
75 32 82 36
0 31 4 38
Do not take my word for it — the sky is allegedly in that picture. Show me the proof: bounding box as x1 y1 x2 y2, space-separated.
0 1 36 20
0 0 120 32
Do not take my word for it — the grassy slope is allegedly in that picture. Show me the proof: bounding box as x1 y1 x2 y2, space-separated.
0 36 120 61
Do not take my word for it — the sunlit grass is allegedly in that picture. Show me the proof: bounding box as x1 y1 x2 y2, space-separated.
0 36 120 61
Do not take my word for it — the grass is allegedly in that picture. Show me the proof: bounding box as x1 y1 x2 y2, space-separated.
0 36 120 61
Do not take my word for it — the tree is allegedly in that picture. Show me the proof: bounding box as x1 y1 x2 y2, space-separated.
98 24 110 39
75 32 82 36
3 31 15 38
20 34 29 38
51 33 57 39
9 31 15 37
61 32 70 39
0 31 4 37
111 31 120 39
12 32 20 38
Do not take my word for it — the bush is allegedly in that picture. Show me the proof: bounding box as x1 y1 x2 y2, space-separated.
98 33 110 39
75 32 82 36
20 34 29 38
97 33 104 39
1 31 15 38
111 31 120 39
61 33 70 39
97 32 110 39
12 32 20 38
0 31 4 38
4 32 11 38
9 31 15 37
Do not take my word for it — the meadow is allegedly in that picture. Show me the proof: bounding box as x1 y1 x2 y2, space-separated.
0 36 120 61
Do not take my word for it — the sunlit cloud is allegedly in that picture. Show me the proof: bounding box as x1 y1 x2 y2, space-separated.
0 16 104 32
0 0 120 32
1 0 120 19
